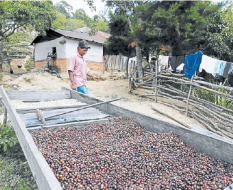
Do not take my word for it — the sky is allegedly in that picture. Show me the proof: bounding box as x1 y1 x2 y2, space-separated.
52 0 107 18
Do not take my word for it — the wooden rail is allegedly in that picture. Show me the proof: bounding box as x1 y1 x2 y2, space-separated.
0 86 62 190
129 68 233 140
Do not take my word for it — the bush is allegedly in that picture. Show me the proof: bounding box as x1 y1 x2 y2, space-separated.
0 123 38 189
24 59 35 71
0 124 18 152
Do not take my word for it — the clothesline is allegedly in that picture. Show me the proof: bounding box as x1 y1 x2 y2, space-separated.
157 51 233 80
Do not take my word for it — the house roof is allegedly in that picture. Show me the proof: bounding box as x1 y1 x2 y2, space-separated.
31 27 110 45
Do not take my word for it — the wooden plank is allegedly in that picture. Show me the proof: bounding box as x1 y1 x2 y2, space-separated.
0 86 62 190
155 56 158 103
20 107 109 127
44 98 119 120
16 104 86 114
6 90 70 101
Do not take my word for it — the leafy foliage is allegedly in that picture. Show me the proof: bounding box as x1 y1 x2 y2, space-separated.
106 12 133 56
24 58 35 71
54 0 73 18
52 3 110 33
0 1 56 41
0 124 18 152
52 13 85 30
198 3 233 61
137 1 233 59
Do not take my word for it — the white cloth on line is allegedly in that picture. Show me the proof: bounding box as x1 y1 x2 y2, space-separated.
199 55 218 74
176 63 184 72
158 55 169 67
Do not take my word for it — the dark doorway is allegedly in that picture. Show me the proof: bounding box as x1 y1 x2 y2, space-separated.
52 47 57 55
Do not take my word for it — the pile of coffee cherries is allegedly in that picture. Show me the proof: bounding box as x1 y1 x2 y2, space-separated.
31 117 233 189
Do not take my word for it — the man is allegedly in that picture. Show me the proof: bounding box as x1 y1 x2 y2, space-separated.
68 40 100 94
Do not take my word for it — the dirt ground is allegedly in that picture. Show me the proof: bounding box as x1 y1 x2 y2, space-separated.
0 71 203 128
0 72 203 127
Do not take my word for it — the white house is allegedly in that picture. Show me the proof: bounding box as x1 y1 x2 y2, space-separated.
31 27 111 73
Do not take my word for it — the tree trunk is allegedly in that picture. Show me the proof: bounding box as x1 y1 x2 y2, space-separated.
136 44 143 83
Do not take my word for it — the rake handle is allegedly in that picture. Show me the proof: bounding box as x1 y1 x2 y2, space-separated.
44 98 121 120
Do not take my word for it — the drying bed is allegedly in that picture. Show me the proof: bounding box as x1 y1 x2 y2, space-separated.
1 86 233 190
31 117 233 189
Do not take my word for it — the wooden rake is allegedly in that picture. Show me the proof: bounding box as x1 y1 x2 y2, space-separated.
36 98 120 124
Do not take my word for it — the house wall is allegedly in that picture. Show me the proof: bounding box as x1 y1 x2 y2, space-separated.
65 38 103 63
34 37 67 61
86 61 104 73
54 59 69 73
34 37 104 73
35 59 69 73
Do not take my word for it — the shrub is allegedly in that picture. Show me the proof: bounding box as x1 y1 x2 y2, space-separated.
0 123 38 189
24 59 35 71
0 123 18 152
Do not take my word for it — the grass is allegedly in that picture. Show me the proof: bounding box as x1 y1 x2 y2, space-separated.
0 154 38 190
0 122 38 190
176 79 233 110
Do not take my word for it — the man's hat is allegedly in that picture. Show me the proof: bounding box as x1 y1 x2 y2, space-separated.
78 40 90 49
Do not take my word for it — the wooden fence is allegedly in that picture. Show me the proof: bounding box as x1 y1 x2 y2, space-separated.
129 63 233 140
104 55 136 72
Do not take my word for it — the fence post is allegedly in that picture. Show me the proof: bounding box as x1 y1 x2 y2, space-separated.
155 53 159 103
186 76 194 116
128 76 131 93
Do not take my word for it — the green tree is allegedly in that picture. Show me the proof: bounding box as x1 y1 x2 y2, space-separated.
0 1 56 41
96 20 109 33
198 3 233 61
73 8 93 28
52 13 67 29
54 0 73 18
52 13 86 30
106 12 132 56
138 1 232 59
105 1 149 81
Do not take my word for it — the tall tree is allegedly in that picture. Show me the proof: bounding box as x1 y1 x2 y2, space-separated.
106 11 132 56
52 13 85 30
198 3 233 61
54 0 73 18
105 1 149 81
138 1 228 57
73 8 92 27
0 1 56 41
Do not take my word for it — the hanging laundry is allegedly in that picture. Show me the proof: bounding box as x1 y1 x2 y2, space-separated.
222 62 232 78
176 63 185 73
170 56 185 71
228 63 233 74
184 51 203 79
199 55 218 74
213 60 226 76
158 55 169 68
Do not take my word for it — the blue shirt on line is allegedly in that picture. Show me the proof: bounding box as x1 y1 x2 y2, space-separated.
184 51 203 79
